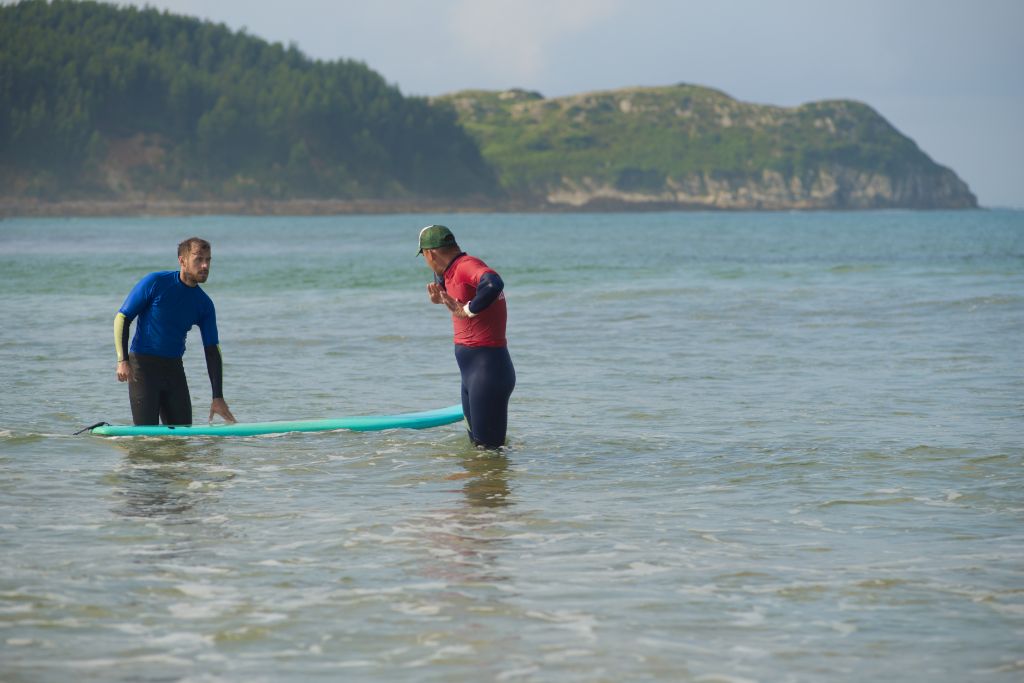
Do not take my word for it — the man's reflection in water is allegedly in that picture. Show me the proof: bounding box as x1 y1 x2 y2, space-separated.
106 439 234 581
407 446 516 586
108 439 225 520
451 449 512 509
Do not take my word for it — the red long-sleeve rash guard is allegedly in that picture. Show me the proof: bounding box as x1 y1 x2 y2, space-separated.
439 253 508 348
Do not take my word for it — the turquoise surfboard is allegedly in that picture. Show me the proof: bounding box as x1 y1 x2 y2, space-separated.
89 404 464 437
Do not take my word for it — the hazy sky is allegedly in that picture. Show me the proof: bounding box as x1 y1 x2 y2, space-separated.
126 0 1022 207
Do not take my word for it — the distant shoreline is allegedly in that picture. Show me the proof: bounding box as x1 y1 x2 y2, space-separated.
0 196 987 218
0 197 510 219
0 197 718 218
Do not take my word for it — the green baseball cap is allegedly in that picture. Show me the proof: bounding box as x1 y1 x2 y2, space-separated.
417 224 456 254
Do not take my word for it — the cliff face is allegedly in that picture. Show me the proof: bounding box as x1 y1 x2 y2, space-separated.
437 86 978 210
545 165 977 210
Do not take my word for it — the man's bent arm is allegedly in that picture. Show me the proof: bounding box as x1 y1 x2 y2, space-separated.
114 313 134 382
114 312 131 362
467 272 504 315
204 344 235 423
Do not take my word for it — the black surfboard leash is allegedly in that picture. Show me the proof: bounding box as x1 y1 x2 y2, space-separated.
73 422 109 435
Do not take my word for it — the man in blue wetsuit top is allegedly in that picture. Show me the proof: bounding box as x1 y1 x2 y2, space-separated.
114 237 236 426
418 225 515 449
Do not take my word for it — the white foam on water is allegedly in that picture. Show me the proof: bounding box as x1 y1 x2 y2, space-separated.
147 632 215 648
391 601 444 616
542 648 596 663
168 602 224 619
731 608 766 627
6 637 51 646
695 675 759 683
524 609 598 641
0 603 33 615
175 582 222 599
729 645 770 658
60 653 194 669
622 561 672 576
154 563 231 576
404 644 476 668
496 665 541 681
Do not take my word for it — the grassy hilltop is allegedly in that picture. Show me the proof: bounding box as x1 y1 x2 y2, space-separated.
437 86 977 210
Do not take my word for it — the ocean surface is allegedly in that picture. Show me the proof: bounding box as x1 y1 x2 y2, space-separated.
1 210 1022 682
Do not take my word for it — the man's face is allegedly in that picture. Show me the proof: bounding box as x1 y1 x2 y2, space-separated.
180 247 211 284
422 249 443 275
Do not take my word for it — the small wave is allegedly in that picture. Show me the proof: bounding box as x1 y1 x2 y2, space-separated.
829 263 883 274
818 497 915 508
902 445 977 458
695 672 759 683
977 659 1024 675
55 653 195 669
853 578 913 592
622 561 672 576
0 431 46 445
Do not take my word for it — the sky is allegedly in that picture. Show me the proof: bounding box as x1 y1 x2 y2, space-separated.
123 0 1023 207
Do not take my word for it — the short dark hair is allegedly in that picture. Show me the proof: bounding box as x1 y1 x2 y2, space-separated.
434 243 461 255
178 237 211 257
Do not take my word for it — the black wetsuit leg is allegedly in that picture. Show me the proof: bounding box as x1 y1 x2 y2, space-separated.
454 345 516 448
128 353 192 426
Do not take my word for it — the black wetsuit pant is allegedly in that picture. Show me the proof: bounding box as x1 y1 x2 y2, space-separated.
454 345 516 449
128 353 192 425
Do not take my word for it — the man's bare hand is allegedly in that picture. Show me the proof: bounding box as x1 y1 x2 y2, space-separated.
427 282 444 304
116 360 133 382
209 398 236 424
439 290 470 318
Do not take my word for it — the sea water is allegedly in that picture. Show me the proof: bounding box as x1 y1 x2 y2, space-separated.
0 211 1022 682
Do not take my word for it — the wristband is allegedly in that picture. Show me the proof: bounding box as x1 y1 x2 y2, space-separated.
463 303 477 318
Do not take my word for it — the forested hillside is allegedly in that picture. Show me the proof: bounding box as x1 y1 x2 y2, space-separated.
0 0 498 201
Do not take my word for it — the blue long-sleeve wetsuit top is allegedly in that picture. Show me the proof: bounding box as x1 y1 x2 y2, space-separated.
118 271 219 358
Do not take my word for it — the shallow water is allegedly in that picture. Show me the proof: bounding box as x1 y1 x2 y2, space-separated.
1 211 1022 682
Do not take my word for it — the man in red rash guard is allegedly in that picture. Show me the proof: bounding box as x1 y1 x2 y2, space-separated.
418 225 515 448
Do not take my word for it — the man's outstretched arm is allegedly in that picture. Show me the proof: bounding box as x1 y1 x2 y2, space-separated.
204 344 236 423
